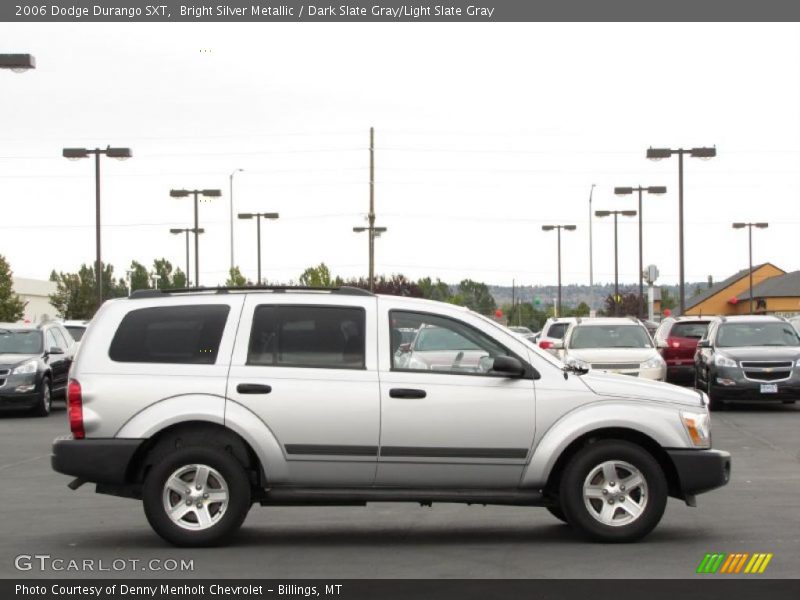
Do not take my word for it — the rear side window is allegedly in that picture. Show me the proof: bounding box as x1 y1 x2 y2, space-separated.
547 322 569 339
248 305 365 369
109 305 230 364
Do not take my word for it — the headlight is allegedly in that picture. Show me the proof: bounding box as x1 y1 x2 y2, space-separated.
11 360 37 375
565 356 590 370
641 355 665 369
714 354 737 368
681 411 711 448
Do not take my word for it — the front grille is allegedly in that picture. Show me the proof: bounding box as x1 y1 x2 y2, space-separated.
744 370 792 382
591 363 640 370
740 361 793 369
0 369 8 388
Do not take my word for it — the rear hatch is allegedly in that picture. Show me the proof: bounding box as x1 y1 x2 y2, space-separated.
662 321 710 365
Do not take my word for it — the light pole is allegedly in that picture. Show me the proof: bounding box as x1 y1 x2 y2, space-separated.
0 54 36 72
646 146 716 314
238 212 279 285
732 222 769 314
614 185 667 317
169 227 204 287
63 146 132 308
353 225 387 290
595 210 637 316
542 225 576 317
229 169 244 272
588 184 596 306
170 188 221 287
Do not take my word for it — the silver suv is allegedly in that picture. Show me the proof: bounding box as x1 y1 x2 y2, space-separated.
52 286 730 547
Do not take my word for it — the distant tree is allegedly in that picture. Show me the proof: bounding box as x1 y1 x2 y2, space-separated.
456 279 496 314
172 267 188 289
49 263 126 319
299 263 334 287
128 261 151 291
0 255 26 322
225 266 248 287
570 301 591 317
343 274 423 297
418 277 452 302
152 258 176 289
660 286 678 311
602 293 641 317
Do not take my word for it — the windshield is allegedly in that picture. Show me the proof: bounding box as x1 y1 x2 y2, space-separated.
65 326 86 341
716 322 800 347
569 325 653 349
414 327 482 352
0 330 43 354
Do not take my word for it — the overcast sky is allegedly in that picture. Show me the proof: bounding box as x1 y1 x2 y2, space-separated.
1 23 799 288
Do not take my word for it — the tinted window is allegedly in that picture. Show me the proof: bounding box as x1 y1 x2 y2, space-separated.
109 305 230 364
0 330 43 354
248 305 365 369
65 326 86 341
547 322 569 339
670 322 710 339
391 311 510 375
570 325 653 349
716 322 800 348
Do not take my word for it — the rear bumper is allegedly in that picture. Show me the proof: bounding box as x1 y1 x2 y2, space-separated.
667 448 731 496
51 436 145 484
666 364 695 383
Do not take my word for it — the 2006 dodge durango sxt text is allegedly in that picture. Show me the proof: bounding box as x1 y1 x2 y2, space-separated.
52 286 730 546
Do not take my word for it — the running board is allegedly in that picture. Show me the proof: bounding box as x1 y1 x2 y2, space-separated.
259 487 547 507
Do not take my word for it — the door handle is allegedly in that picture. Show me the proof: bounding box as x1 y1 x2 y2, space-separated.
236 383 272 395
389 388 426 399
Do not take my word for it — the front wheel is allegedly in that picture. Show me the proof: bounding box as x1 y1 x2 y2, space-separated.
143 447 251 547
31 377 52 417
707 377 726 411
559 440 667 543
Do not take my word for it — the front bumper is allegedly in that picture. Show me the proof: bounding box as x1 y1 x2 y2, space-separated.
0 391 39 410
51 436 145 484
712 366 800 401
667 448 731 496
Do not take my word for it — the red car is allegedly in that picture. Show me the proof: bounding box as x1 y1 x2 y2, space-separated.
654 317 717 385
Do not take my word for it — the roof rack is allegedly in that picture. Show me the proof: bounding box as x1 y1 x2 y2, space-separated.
129 285 374 299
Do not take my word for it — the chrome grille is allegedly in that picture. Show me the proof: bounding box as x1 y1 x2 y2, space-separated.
740 361 793 369
0 368 8 388
741 361 794 383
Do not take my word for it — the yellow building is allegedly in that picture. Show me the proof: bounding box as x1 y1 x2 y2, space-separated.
682 263 790 316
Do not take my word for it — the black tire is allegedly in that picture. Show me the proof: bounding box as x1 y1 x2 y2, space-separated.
559 440 667 543
31 377 52 417
707 377 726 412
546 505 569 524
143 447 251 547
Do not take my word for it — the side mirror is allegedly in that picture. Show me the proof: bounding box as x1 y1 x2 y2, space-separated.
492 356 526 377
47 346 64 355
697 340 711 348
397 342 411 353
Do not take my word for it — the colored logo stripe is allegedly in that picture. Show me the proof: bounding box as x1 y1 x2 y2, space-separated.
697 553 773 574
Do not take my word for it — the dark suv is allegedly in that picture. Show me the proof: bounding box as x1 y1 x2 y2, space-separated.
655 317 716 385
0 321 75 416
694 316 800 410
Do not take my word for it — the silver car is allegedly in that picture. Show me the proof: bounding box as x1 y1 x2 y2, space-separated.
52 286 730 547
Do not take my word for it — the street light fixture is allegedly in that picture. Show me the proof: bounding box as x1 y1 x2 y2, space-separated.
170 188 221 287
229 169 244 272
238 212 279 285
0 54 36 72
614 185 667 317
732 222 769 314
542 225 577 317
646 145 716 314
62 145 133 308
169 227 205 287
595 209 637 316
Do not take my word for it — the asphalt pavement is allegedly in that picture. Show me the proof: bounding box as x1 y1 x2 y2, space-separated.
0 400 797 579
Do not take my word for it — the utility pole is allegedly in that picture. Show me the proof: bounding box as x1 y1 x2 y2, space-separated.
542 224 577 318
595 210 637 316
732 222 769 314
354 127 386 290
588 184 595 307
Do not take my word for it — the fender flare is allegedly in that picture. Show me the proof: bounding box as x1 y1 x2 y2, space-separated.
521 400 690 488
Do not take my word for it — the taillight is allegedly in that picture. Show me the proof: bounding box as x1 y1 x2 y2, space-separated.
539 340 553 350
67 379 84 440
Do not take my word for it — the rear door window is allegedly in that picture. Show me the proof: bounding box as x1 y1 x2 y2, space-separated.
109 305 230 364
248 305 365 369
547 322 569 339
670 322 710 339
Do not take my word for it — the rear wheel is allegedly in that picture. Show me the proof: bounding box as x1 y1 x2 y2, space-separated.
546 505 569 524
31 377 52 417
143 447 251 547
559 440 667 543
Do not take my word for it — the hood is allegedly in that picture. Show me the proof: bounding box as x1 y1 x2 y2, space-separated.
567 347 658 364
0 354 39 369
580 370 704 407
715 346 800 362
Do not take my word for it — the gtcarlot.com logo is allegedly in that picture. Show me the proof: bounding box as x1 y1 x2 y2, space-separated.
696 552 773 574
